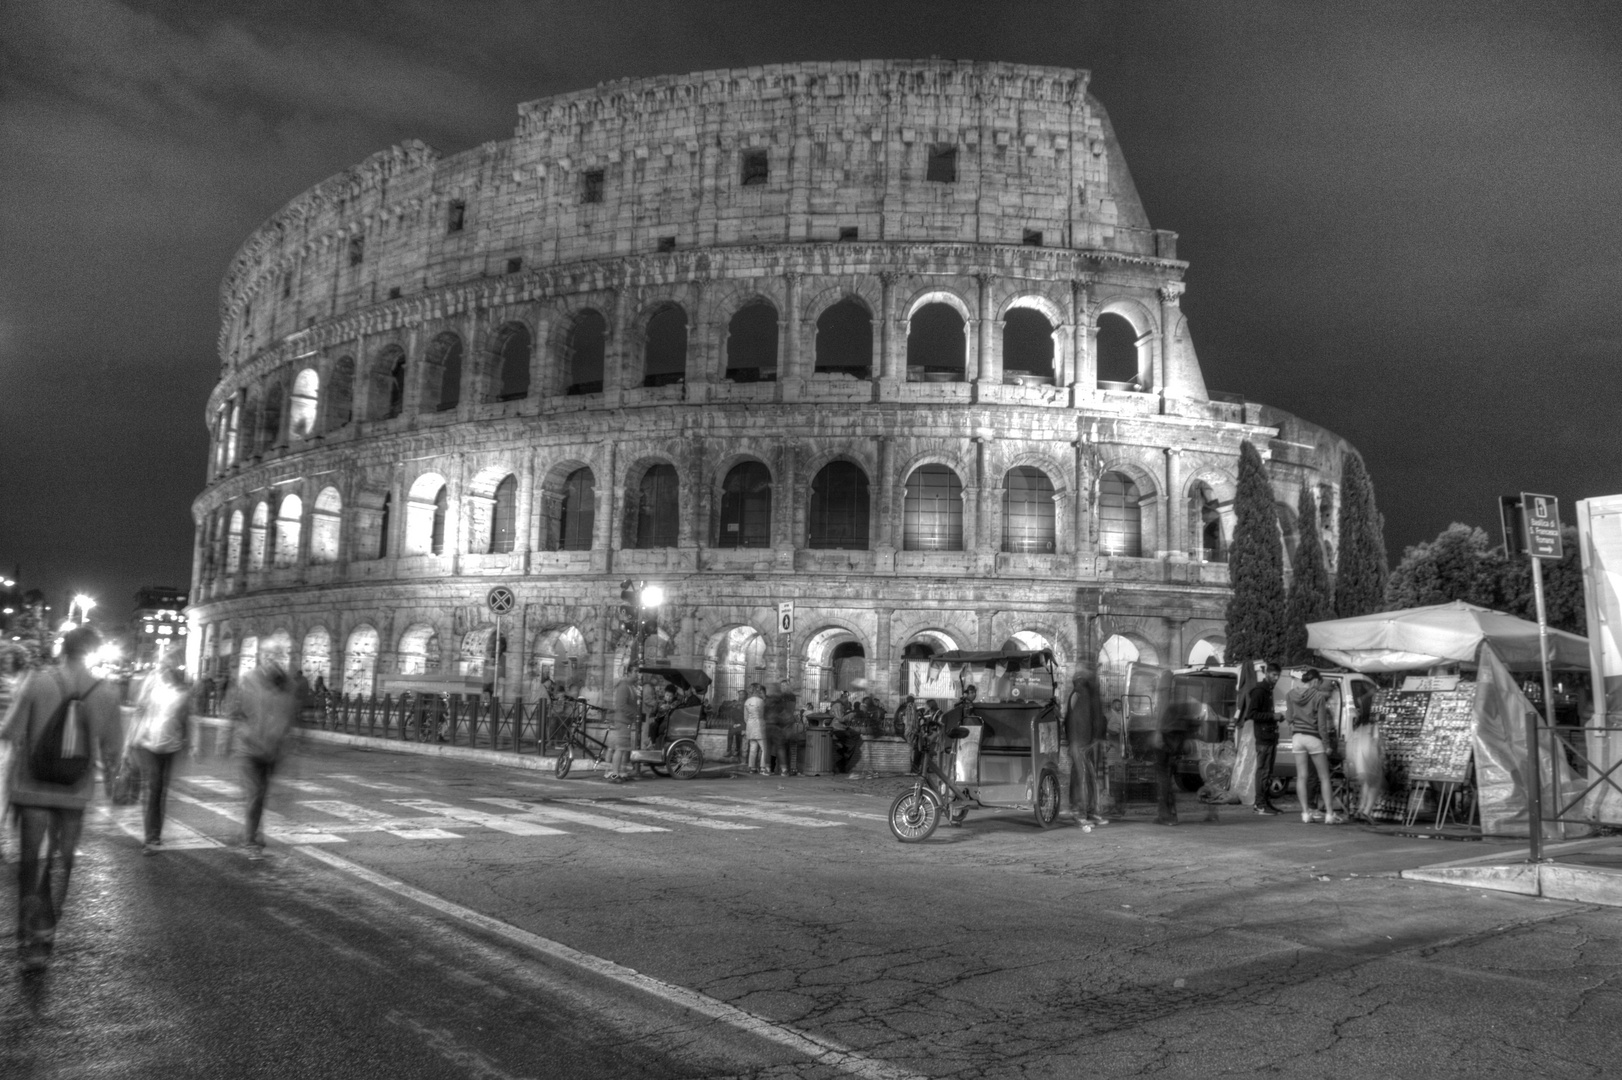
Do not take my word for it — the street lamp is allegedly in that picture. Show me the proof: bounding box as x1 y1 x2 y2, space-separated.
72 594 95 624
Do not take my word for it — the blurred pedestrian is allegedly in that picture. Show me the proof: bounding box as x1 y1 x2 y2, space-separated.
605 663 637 783
830 709 863 774
743 684 766 773
1154 673 1201 826
228 662 299 857
130 664 194 854
771 683 803 776
898 696 925 773
0 626 123 971
1065 665 1109 827
1346 681 1383 821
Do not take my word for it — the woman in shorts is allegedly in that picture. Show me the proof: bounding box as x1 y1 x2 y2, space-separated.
1286 669 1345 824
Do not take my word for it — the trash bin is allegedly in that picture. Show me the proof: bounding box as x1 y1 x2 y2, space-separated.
804 727 834 776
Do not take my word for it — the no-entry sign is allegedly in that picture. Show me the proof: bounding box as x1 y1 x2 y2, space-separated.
487 586 516 614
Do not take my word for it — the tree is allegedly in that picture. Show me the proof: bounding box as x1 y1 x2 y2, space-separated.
1333 451 1389 618
1283 487 1335 664
1383 522 1587 635
1225 440 1287 666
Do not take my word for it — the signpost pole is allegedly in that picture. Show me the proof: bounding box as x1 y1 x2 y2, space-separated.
493 610 503 704
1529 554 1554 860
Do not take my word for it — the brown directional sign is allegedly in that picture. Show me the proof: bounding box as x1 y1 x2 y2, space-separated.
1520 493 1563 560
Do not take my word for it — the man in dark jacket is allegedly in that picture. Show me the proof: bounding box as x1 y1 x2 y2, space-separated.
1239 662 1283 815
1065 666 1109 826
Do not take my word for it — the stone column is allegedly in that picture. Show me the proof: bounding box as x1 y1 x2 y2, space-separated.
878 271 900 388
873 606 893 705
1072 276 1097 399
1073 436 1093 568
974 273 997 392
1157 283 1183 400
605 283 629 408
876 435 895 551
598 440 618 573
514 447 536 568
1164 447 1182 560
781 270 801 399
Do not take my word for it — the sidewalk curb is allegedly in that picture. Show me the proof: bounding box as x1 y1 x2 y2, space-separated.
1401 857 1622 906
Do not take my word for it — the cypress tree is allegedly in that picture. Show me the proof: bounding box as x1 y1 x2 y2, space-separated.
1334 452 1390 617
1225 440 1287 666
1283 486 1335 664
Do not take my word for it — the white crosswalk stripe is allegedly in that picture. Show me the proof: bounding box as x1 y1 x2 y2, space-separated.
556 798 759 830
299 800 464 839
280 779 342 794
697 795 887 823
387 799 568 836
169 790 347 844
103 805 225 849
181 776 242 798
473 797 670 833
320 773 417 793
623 795 847 828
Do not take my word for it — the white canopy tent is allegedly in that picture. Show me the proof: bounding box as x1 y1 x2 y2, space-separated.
1306 600 1590 674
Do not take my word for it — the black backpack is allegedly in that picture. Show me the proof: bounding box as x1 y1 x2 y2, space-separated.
29 672 100 786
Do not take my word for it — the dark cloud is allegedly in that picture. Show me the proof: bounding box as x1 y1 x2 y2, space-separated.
2 0 1619 616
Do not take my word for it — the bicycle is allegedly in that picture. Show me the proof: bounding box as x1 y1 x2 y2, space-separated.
548 696 609 779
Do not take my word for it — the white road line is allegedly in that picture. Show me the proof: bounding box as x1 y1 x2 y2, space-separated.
295 847 927 1080
301 800 464 839
169 790 347 844
104 806 225 849
179 776 242 798
698 796 887 823
280 779 341 794
388 800 569 836
474 797 669 833
322 773 417 793
556 799 759 830
625 795 846 828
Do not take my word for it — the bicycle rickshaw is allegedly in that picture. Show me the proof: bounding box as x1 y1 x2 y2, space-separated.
888 647 1065 842
626 666 708 779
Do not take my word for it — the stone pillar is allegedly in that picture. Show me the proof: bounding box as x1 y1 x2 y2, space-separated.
1157 283 1183 400
1073 436 1093 567
1163 447 1182 560
878 271 900 387
873 606 893 704
975 273 997 392
876 435 895 551
781 270 801 398
775 439 797 568
514 447 536 566
456 306 480 421
598 440 618 572
605 284 629 407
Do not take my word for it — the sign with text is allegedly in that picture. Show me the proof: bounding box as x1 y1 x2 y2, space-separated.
1522 492 1564 560
777 601 794 635
906 660 959 702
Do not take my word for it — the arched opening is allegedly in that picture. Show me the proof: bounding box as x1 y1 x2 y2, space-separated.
556 468 594 551
1002 308 1055 382
719 461 772 548
325 356 355 430
1003 630 1059 700
260 630 292 670
1099 472 1143 557
1098 633 1153 715
248 502 269 570
273 494 302 568
370 346 406 420
898 630 958 699
258 383 283 452
563 310 606 396
227 510 244 573
397 624 441 675
426 331 463 412
459 627 506 686
289 369 319 439
1096 313 1141 388
342 625 379 698
494 322 531 401
464 469 515 555
710 625 767 707
237 635 259 681
629 464 679 549
404 474 448 557
490 475 518 553
805 627 866 706
310 487 341 564
808 461 870 550
902 465 963 551
906 302 966 382
301 626 332 683
814 298 873 379
642 305 687 387
1190 482 1227 563
725 301 779 382
533 626 589 694
1188 637 1226 666
1002 467 1056 554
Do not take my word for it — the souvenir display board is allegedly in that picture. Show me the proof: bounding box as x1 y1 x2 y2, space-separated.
1360 681 1478 820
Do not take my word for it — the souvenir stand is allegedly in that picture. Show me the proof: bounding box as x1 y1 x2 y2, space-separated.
1307 601 1591 837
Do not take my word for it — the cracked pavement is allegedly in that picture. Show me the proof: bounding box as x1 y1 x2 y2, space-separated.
3 743 1619 1078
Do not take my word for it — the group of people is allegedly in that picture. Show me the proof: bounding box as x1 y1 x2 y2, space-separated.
1235 663 1379 824
0 626 300 972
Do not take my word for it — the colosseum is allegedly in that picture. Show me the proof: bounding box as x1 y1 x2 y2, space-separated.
188 59 1358 719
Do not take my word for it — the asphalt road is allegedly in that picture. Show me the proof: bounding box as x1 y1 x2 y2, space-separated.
3 744 1619 1079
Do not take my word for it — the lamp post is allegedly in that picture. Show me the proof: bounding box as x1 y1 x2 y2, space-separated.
71 594 95 626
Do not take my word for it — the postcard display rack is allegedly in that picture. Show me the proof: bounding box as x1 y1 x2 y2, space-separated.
1365 677 1479 827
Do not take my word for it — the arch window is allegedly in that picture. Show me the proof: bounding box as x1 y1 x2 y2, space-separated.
225 398 242 465
564 310 606 395
237 635 259 681
726 301 778 382
289 369 319 439
248 502 269 570
494 322 530 401
709 625 767 707
631 464 679 549
404 474 447 557
558 468 595 551
427 332 463 411
258 383 283 452
397 624 441 676
1097 633 1153 710
384 349 407 418
310 487 342 564
1096 313 1141 388
642 305 687 387
814 299 873 378
906 302 966 381
260 630 292 670
326 356 355 430
489 475 518 553
808 461 870 550
902 465 963 551
431 486 449 555
273 494 302 568
1188 637 1226 666
719 462 772 548
1098 473 1143 557
343 625 379 698
1190 483 1226 563
533 626 588 693
227 510 244 573
1003 467 1056 554
301 627 332 682
1002 308 1055 382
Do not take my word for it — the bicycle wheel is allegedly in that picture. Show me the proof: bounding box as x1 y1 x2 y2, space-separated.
889 787 942 843
1033 769 1061 829
554 742 574 779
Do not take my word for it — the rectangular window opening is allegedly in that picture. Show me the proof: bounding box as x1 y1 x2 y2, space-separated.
348 235 364 266
741 148 769 186
506 257 523 274
838 226 859 241
1022 229 1044 247
388 286 401 299
657 236 676 253
447 200 466 233
582 170 605 204
926 145 958 183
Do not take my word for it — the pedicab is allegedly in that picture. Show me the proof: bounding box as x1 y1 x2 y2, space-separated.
626 666 709 780
888 647 1065 842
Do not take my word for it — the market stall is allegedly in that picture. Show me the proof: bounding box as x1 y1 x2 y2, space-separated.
1307 601 1590 838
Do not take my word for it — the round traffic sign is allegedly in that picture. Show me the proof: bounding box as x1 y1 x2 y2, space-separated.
487 586 516 614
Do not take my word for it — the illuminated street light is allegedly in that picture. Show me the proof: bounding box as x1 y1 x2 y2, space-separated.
72 594 96 623
640 584 665 608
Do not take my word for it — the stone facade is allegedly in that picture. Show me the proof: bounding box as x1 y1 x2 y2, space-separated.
188 60 1357 709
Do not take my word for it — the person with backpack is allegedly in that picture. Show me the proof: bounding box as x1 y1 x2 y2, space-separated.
0 626 123 972
227 661 299 858
130 664 194 854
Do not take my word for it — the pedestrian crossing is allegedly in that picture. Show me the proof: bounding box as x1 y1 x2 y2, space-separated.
105 771 859 851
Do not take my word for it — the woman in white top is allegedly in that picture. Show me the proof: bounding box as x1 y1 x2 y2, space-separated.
743 685 766 773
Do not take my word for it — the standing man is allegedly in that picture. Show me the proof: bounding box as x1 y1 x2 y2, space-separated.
1065 665 1110 827
743 683 767 774
1240 662 1283 815
606 663 638 783
1 626 123 971
228 661 299 857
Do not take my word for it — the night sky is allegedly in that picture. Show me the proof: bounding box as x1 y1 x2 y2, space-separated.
2 1 1618 619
